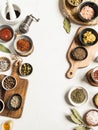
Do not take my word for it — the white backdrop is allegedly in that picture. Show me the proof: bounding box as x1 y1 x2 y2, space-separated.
0 0 98 130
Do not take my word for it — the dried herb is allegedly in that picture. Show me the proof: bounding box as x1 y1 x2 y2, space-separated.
72 108 84 123
70 114 82 124
0 44 11 53
63 17 71 33
71 88 86 103
69 109 92 130
75 125 92 130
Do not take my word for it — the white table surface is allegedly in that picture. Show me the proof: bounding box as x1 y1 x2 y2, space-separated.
0 0 98 130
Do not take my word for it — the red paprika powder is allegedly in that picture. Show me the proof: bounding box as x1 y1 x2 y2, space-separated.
17 39 31 51
0 28 13 41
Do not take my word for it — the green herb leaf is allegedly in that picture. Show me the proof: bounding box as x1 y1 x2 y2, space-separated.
70 114 82 124
75 126 87 130
0 44 11 53
63 17 71 33
72 108 84 123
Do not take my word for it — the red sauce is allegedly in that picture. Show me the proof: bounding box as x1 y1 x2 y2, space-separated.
94 70 98 80
0 28 13 41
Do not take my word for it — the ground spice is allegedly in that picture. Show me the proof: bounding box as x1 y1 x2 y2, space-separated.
93 70 98 80
71 47 87 60
3 122 10 130
0 28 13 41
80 5 95 20
17 39 31 51
71 88 86 103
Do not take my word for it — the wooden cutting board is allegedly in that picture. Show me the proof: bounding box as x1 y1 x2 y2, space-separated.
66 26 98 79
62 0 98 25
0 61 28 118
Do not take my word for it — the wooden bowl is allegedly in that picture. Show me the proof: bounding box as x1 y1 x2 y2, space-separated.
85 109 98 126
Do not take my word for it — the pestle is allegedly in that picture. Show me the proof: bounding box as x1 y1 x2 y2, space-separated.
7 0 16 20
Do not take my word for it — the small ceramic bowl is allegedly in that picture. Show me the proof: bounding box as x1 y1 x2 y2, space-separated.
0 25 14 43
0 57 11 72
68 86 88 107
67 0 83 6
1 3 22 25
7 93 22 110
79 28 98 46
91 67 98 83
19 63 33 76
0 99 5 113
78 1 98 22
2 75 17 91
14 35 34 56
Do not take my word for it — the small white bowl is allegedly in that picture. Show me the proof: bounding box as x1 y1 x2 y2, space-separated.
1 3 22 25
91 67 98 83
2 75 17 91
0 99 5 113
68 86 88 107
14 35 34 56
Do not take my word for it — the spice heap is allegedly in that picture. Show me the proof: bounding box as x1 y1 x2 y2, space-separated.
9 94 22 110
83 31 96 44
80 5 95 20
71 88 86 103
2 120 14 130
17 39 31 51
0 57 11 72
20 63 33 76
71 47 87 61
85 110 98 126
0 28 13 41
68 0 82 6
3 76 16 90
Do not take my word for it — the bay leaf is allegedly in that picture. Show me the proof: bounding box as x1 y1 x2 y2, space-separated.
70 114 82 124
0 44 11 53
63 17 71 33
72 108 84 123
75 125 87 130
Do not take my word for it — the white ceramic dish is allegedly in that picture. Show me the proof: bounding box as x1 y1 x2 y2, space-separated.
68 86 88 107
1 3 22 25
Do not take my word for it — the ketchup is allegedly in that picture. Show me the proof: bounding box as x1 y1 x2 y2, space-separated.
0 28 13 41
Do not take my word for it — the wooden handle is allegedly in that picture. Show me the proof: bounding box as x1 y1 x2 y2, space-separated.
66 65 77 79
11 61 22 77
